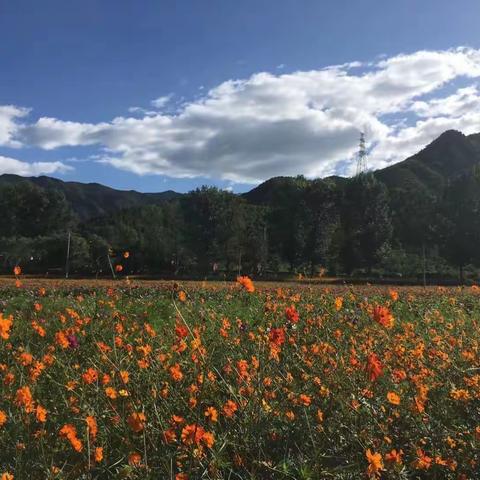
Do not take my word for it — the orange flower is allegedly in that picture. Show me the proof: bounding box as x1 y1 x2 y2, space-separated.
372 305 394 329
268 327 286 346
31 321 46 337
169 363 183 382
35 405 47 423
82 368 98 384
15 386 34 413
180 423 213 448
389 289 399 301
94 446 103 462
285 305 299 324
123 251 130 259
236 275 255 293
298 394 312 406
1 473 14 480
385 449 403 464
386 392 401 405
178 290 187 302
59 424 83 452
0 314 13 340
128 452 142 466
412 448 432 470
204 406 218 422
366 353 383 382
127 412 146 433
334 296 343 311
202 431 215 448
105 387 117 399
176 474 188 480
223 400 238 417
55 331 70 349
13 265 21 276
86 415 98 439
0 410 7 427
119 370 129 384
366 449 384 477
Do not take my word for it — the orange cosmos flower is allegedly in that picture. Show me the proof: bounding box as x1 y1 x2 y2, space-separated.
35 405 47 423
119 370 129 384
59 424 83 452
82 368 98 384
105 387 117 399
372 305 394 329
285 305 299 324
385 449 403 464
31 321 46 337
223 400 238 417
299 394 312 406
13 266 21 276
15 386 34 413
178 290 187 302
180 423 213 448
366 449 384 477
123 251 130 259
127 412 146 433
0 314 13 340
204 406 218 422
412 448 432 470
55 331 70 349
128 452 142 466
387 392 401 405
0 410 7 427
236 275 255 293
268 327 286 346
366 353 383 382
169 363 183 382
176 474 188 480
94 447 103 462
389 289 399 301
1 473 14 480
86 416 98 439
334 296 343 311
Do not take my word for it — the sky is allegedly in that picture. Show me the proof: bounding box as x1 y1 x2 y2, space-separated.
1 0 480 193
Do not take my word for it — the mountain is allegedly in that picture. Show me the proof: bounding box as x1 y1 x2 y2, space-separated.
375 130 480 193
0 174 181 220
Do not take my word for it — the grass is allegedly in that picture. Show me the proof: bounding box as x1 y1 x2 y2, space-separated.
0 278 479 479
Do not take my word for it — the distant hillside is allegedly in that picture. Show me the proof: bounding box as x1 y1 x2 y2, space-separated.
375 130 480 193
0 174 181 220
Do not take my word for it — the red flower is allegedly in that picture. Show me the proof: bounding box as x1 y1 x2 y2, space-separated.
285 305 299 324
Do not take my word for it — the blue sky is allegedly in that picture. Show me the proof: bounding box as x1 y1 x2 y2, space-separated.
1 0 480 192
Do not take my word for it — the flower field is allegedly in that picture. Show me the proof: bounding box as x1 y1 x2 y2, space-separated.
0 278 480 479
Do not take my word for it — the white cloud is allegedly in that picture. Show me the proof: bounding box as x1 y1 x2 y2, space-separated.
0 155 73 176
151 94 172 109
6 46 480 183
0 105 29 147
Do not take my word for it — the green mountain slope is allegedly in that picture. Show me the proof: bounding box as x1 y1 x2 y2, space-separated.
0 174 180 220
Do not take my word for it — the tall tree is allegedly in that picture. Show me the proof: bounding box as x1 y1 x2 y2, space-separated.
341 173 392 274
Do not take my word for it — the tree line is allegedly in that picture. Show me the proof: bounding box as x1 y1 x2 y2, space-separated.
0 170 479 282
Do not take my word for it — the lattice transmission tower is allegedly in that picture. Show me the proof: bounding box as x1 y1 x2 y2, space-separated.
356 131 368 176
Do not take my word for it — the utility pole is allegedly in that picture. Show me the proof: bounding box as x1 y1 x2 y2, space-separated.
107 248 116 279
65 231 71 279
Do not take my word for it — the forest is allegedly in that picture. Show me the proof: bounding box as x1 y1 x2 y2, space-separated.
0 165 479 282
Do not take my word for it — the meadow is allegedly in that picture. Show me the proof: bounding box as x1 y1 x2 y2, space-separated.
0 275 479 479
